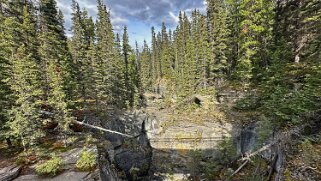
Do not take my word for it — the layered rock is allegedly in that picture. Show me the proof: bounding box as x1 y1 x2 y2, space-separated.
97 111 153 180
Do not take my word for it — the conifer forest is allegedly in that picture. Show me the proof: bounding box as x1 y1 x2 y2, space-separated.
0 0 321 180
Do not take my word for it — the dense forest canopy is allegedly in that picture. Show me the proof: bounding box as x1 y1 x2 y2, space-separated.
0 0 321 177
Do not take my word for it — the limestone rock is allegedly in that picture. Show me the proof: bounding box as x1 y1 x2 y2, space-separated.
0 165 21 181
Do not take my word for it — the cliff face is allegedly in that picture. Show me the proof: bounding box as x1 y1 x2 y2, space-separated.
95 91 321 181
95 111 153 181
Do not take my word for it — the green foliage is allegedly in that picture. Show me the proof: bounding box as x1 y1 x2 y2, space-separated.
39 0 73 131
207 0 230 79
188 150 203 179
187 138 237 180
36 156 64 176
75 149 97 171
256 117 273 147
235 95 260 111
216 138 237 164
257 63 321 126
6 5 44 149
204 139 236 179
300 139 320 166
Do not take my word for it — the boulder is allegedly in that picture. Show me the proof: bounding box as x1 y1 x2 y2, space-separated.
114 134 152 180
14 171 99 181
0 165 21 181
99 111 153 180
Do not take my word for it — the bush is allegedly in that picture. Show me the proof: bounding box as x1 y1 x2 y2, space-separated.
76 150 97 171
188 150 203 179
35 156 64 176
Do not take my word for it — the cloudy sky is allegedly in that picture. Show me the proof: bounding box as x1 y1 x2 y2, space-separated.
57 0 207 46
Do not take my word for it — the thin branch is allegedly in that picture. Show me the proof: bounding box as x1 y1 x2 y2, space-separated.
231 159 249 176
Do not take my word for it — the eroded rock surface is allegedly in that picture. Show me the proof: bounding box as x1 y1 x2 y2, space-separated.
97 111 153 180
0 165 21 181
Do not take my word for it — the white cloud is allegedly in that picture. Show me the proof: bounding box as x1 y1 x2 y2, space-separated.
111 16 128 24
169 11 179 23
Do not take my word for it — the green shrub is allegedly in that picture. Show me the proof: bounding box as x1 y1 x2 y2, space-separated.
76 150 97 171
188 150 203 179
35 156 64 176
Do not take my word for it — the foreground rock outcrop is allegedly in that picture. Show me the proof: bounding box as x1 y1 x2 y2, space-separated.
95 110 153 180
0 165 21 181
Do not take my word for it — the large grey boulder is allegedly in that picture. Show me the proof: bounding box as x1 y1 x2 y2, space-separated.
14 171 99 181
0 165 21 181
99 111 153 180
114 133 152 180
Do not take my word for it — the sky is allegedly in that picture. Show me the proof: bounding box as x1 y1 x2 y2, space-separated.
56 0 207 47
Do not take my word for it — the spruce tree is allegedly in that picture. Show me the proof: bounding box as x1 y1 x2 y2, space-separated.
151 26 158 86
207 0 230 83
0 1 13 142
70 0 87 108
235 0 274 87
38 0 73 130
8 6 44 150
140 40 153 91
95 0 126 109
134 41 143 104
192 10 211 90
122 26 135 107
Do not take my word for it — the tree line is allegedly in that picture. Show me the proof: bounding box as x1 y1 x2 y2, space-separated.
0 0 321 149
0 0 141 149
140 0 321 125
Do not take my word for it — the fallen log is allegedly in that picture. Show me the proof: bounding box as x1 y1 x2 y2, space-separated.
231 159 249 177
229 110 321 180
72 120 133 138
240 116 319 161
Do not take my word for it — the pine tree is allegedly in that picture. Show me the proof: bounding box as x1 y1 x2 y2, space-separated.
151 26 158 86
174 11 193 98
191 10 211 90
57 10 77 106
207 0 230 83
225 0 241 77
112 33 126 108
0 1 14 142
38 0 73 130
122 26 135 107
140 40 153 91
134 41 143 104
234 0 274 87
95 0 126 109
199 12 212 89
159 22 173 81
8 5 44 150
70 0 87 108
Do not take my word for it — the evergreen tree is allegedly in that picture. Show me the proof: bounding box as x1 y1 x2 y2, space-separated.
0 1 13 142
8 6 44 150
95 0 126 109
207 0 230 82
151 26 158 86
122 26 135 107
234 0 274 87
70 0 87 108
192 10 211 89
134 41 143 104
140 40 152 91
38 0 73 130
112 33 126 108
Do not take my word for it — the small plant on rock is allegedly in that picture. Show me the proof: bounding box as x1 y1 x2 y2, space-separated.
76 149 97 171
35 156 64 176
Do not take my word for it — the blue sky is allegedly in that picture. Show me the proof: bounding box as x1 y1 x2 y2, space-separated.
57 0 207 47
